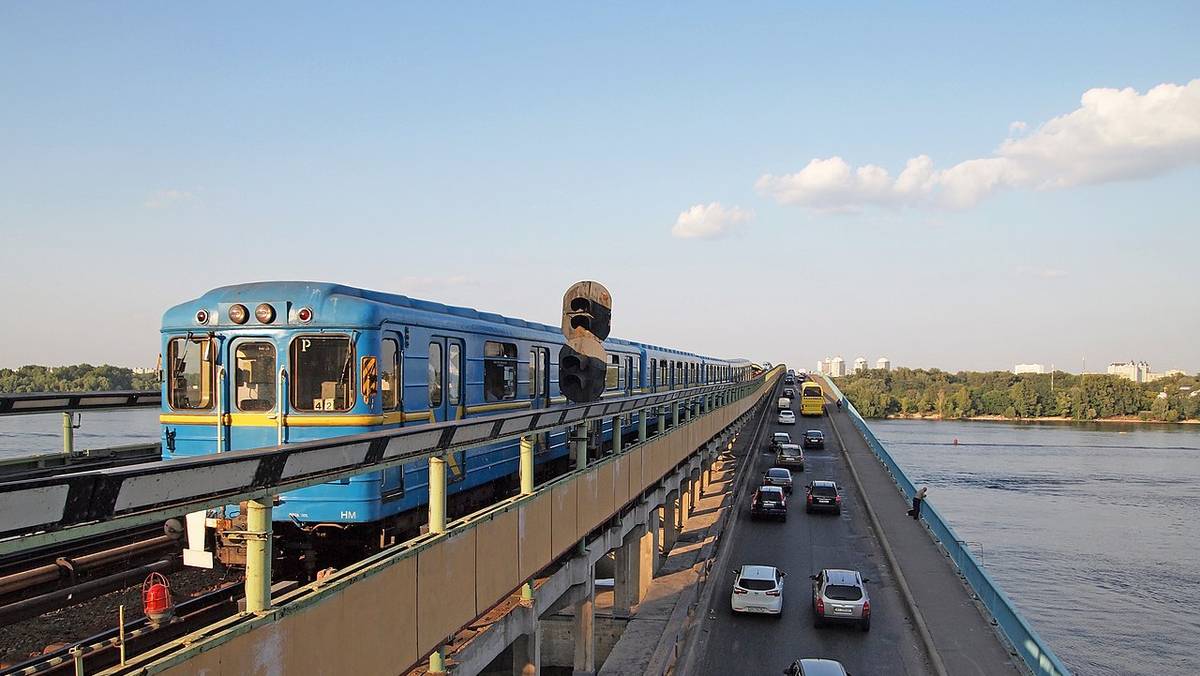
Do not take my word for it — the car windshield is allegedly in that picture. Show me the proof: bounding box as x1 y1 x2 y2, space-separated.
774 433 790 442
739 577 776 591
811 484 838 497
824 584 863 601
767 469 790 479
807 431 822 437
759 488 783 498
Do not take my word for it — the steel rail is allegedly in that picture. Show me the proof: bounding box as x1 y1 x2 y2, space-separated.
0 378 763 557
0 390 160 416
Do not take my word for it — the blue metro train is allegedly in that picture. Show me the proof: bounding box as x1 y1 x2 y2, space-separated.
160 281 750 564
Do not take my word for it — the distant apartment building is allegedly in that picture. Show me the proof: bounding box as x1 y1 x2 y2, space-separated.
830 356 846 377
131 366 157 375
876 357 890 371
854 357 867 373
816 359 826 375
1108 361 1152 383
1013 363 1045 375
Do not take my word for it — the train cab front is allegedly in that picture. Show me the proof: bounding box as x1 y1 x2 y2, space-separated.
159 283 397 571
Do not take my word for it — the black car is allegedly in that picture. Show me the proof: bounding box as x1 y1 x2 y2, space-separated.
803 430 825 449
751 486 788 521
783 387 796 399
805 481 842 514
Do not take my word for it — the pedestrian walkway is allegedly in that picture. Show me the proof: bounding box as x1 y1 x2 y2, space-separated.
598 433 746 675
827 405 1021 676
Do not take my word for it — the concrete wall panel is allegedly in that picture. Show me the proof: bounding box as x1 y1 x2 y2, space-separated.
550 478 579 558
596 460 617 522
474 508 520 615
625 446 643 500
417 530 478 656
575 471 600 545
518 493 552 580
613 453 631 509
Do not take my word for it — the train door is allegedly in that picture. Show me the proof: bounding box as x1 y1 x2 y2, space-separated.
428 336 467 483
226 336 279 452
380 329 404 499
529 346 550 409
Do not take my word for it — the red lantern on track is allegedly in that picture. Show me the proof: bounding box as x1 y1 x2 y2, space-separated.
142 572 174 624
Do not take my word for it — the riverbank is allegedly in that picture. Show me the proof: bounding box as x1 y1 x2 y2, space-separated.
876 413 1200 425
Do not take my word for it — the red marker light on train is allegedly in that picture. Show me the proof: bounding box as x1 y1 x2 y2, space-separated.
297 307 313 323
195 309 209 324
255 303 275 324
228 304 249 324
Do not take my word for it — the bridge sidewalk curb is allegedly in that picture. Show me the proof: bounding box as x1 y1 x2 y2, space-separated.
826 400 949 676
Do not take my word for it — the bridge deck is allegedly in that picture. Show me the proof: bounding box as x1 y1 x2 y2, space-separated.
689 388 1020 675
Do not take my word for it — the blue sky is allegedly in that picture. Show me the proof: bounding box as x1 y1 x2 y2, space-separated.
2 2 1198 373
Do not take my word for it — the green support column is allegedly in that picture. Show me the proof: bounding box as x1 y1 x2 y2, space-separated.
245 498 273 613
428 455 448 673
671 401 678 427
638 410 648 442
62 413 75 454
613 416 623 454
520 435 534 495
429 455 447 533
519 435 535 603
574 423 588 469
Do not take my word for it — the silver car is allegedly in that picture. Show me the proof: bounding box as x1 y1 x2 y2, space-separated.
784 659 852 676
811 568 871 631
763 467 794 493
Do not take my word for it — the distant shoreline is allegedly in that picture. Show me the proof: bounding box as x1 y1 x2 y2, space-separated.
877 413 1200 425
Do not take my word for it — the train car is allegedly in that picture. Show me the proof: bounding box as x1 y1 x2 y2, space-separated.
160 282 747 569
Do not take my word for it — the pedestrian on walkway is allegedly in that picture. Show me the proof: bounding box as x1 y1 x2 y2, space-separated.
907 486 927 520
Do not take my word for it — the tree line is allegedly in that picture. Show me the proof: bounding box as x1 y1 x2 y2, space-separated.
0 364 159 393
836 368 1200 422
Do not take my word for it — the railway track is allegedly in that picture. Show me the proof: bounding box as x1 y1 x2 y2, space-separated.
1 583 244 676
0 523 183 625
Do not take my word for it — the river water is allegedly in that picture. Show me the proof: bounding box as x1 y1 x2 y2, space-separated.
3 412 1197 673
0 409 161 458
874 419 1200 676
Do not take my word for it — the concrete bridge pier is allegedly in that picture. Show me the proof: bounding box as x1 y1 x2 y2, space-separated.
511 618 540 676
572 565 596 676
613 524 653 618
661 490 680 554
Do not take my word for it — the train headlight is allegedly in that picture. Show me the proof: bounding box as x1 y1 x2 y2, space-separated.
195 309 209 324
255 303 276 324
228 304 249 324
297 307 314 323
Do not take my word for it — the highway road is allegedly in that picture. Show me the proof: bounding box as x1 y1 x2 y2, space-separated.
692 383 931 676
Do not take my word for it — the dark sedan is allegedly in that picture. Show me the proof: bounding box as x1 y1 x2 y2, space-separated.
803 429 825 449
751 486 788 521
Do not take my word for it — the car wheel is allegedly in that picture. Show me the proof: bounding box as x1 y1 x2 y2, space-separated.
805 506 812 514
813 614 824 628
781 514 787 522
860 618 871 632
835 508 842 515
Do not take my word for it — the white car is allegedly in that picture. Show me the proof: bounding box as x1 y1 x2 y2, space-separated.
731 564 785 616
778 410 796 424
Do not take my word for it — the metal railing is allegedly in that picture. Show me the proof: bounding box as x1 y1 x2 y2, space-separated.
0 390 160 416
0 377 765 557
822 377 1071 676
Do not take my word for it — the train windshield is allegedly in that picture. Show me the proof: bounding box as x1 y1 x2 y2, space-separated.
290 335 355 411
168 336 215 410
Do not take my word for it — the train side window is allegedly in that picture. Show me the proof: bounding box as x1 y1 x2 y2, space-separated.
649 358 657 388
290 335 355 412
484 341 517 401
631 356 640 390
381 338 401 411
428 342 443 407
448 343 461 405
234 341 276 412
606 354 620 390
168 336 215 410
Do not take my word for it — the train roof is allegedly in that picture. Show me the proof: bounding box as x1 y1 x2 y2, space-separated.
164 281 744 364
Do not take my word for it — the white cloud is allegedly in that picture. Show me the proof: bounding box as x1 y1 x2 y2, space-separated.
1009 120 1028 135
757 79 1200 210
143 189 196 208
671 202 753 239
